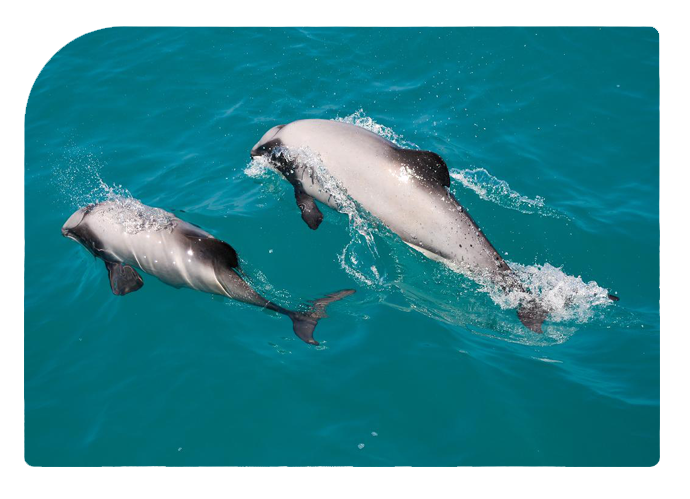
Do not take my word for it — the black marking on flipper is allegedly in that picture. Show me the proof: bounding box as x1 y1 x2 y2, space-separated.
105 261 144 296
294 183 323 230
394 149 450 188
608 294 619 302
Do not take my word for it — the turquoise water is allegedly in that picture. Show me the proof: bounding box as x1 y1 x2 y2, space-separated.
25 28 659 466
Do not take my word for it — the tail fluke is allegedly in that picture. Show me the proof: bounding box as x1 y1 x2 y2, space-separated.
517 291 618 334
289 289 356 345
517 299 550 334
291 314 320 345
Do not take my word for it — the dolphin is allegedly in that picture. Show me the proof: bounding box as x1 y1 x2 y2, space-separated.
61 199 355 345
250 119 616 333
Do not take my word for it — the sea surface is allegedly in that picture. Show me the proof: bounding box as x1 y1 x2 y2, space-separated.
25 28 659 466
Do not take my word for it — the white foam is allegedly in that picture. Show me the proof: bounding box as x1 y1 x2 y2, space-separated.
244 155 275 178
265 146 387 288
480 262 613 324
334 109 419 150
100 197 176 234
450 167 564 219
53 145 130 209
52 145 177 234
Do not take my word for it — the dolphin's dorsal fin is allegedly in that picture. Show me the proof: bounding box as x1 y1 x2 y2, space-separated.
191 237 239 269
105 261 144 295
208 239 239 269
396 149 450 188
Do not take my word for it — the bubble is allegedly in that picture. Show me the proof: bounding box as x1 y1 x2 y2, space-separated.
479 262 613 324
97 198 176 235
449 167 565 219
334 109 419 150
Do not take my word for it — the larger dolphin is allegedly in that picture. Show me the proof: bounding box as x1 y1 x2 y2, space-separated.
62 199 354 345
250 119 571 333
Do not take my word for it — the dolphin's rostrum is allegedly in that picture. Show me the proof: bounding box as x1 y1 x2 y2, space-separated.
62 199 355 345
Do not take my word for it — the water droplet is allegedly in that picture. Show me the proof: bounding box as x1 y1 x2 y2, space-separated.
358 443 365 449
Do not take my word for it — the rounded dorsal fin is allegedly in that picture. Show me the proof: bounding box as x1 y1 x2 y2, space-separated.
182 233 239 269
394 149 450 188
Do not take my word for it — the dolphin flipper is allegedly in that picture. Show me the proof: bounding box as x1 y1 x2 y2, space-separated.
294 184 323 230
105 261 144 296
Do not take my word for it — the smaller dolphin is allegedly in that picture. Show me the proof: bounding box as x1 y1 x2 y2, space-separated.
62 199 355 345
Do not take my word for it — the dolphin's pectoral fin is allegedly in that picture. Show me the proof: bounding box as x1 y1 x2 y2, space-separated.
396 149 450 187
105 261 144 296
294 185 323 230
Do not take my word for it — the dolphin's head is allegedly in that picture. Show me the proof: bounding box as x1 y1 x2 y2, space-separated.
250 124 285 158
61 205 94 240
62 204 104 257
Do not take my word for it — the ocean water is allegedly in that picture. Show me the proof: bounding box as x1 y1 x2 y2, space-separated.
25 28 659 466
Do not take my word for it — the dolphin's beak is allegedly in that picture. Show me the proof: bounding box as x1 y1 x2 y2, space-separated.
251 124 285 158
250 141 269 158
62 206 89 237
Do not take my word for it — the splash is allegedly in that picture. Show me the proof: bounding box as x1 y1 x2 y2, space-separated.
52 145 130 209
271 147 383 268
99 197 177 234
390 257 614 346
246 143 386 288
334 109 419 150
244 154 275 179
480 262 613 324
338 241 386 288
336 111 561 219
286 147 377 252
53 144 175 234
450 167 564 218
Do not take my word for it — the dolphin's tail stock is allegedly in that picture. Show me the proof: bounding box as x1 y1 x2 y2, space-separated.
288 289 356 345
517 298 550 334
